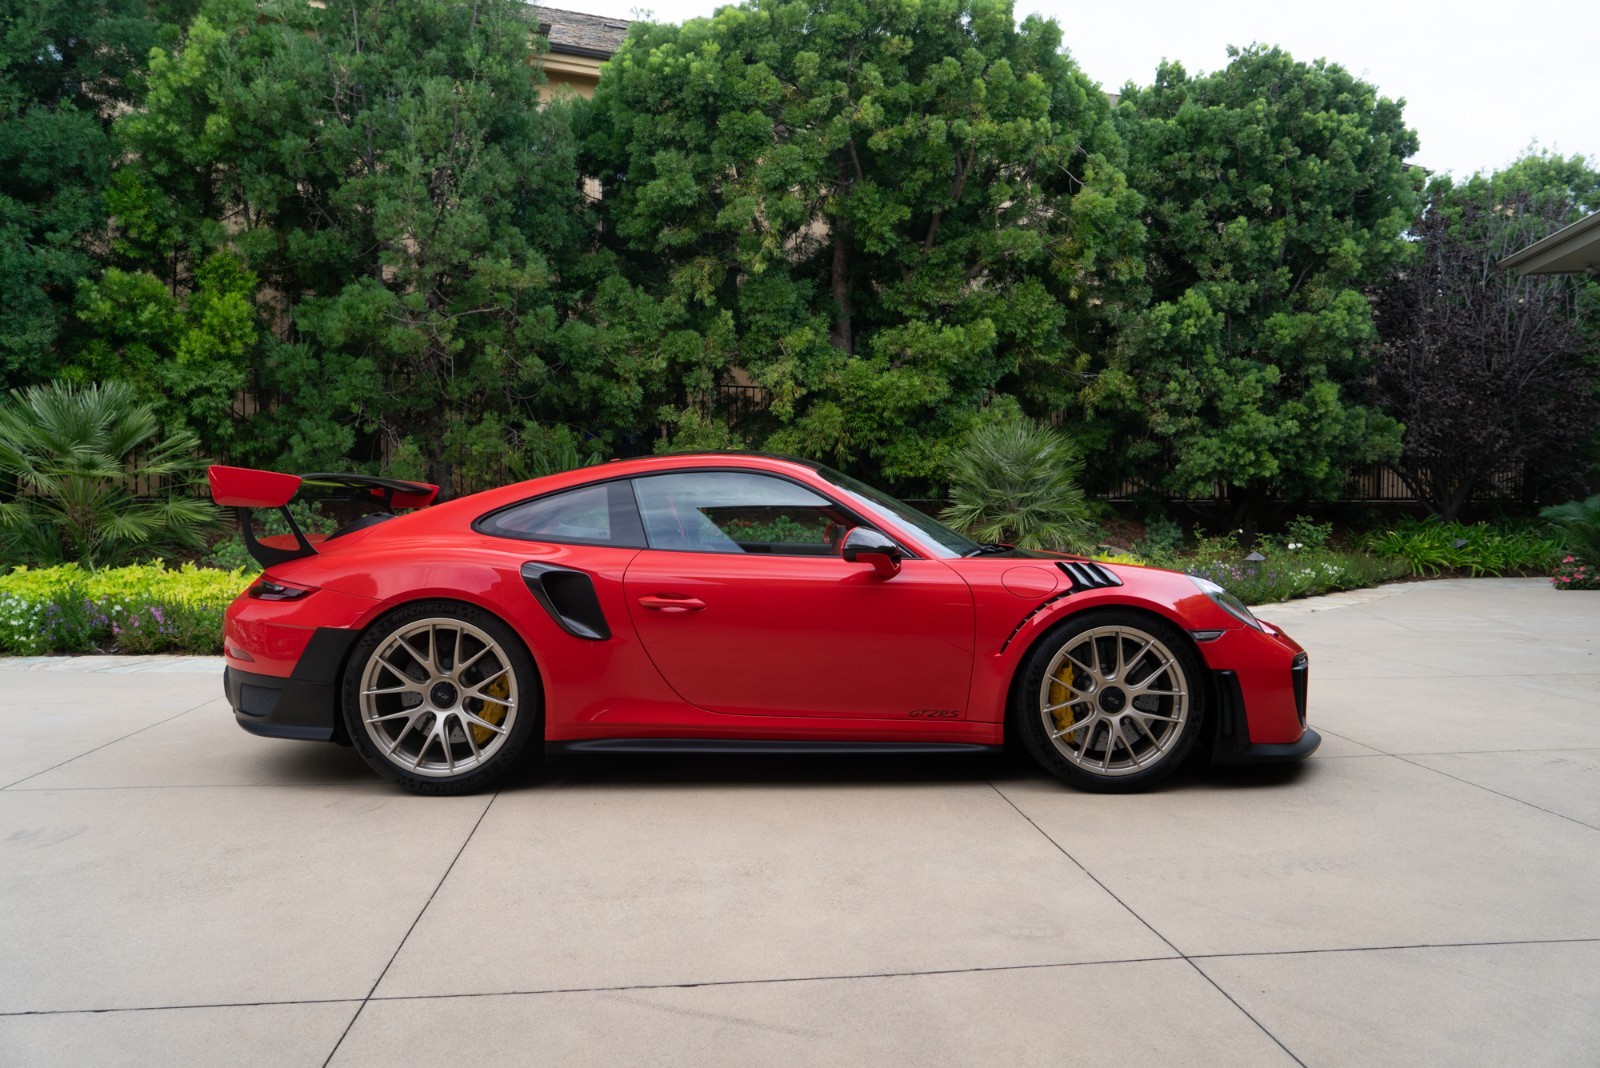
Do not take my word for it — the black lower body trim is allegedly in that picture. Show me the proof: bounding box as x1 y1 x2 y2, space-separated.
224 627 360 743
1218 729 1322 763
552 739 1001 755
1206 669 1322 765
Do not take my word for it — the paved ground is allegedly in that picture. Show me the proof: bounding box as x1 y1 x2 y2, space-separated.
1 577 1597 1066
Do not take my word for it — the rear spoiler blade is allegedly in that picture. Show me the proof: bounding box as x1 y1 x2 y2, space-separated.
207 465 439 567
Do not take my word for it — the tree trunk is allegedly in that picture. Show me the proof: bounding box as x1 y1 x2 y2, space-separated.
426 457 455 501
830 221 852 354
1227 483 1268 542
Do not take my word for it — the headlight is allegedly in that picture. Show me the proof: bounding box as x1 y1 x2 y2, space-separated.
1187 575 1264 631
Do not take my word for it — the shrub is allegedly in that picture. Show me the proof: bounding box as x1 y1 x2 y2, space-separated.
203 500 337 571
1283 515 1333 551
1131 515 1185 567
0 562 252 655
0 380 221 567
1359 518 1561 577
1551 556 1599 591
1185 550 1407 606
1540 494 1600 569
941 418 1096 552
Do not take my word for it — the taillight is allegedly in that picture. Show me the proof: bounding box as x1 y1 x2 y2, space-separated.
248 577 315 601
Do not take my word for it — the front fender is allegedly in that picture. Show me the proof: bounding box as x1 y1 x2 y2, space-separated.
966 565 1247 724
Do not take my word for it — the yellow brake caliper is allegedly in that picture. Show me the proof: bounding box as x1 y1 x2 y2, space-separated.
473 675 511 744
1048 662 1077 743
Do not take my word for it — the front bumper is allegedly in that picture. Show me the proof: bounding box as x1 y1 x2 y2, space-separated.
1207 658 1320 764
223 627 359 742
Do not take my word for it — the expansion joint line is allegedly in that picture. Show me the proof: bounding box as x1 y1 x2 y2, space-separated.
985 780 1307 1067
322 792 499 1067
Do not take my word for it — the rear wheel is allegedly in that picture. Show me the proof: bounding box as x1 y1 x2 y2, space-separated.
342 601 540 794
1015 609 1202 792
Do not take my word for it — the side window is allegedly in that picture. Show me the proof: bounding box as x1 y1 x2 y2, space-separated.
476 482 646 547
631 471 853 555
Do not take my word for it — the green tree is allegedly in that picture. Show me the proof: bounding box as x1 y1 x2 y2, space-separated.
0 0 195 386
581 0 1143 489
1096 46 1417 526
72 251 258 461
89 0 591 494
0 380 218 567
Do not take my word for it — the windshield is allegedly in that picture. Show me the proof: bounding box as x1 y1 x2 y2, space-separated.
813 465 980 559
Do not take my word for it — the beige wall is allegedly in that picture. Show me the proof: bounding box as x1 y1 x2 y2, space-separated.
538 53 604 99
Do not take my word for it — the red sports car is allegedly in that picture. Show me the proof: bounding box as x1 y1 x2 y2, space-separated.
210 453 1317 794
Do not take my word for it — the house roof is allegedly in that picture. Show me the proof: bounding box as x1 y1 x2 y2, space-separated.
1499 209 1600 276
534 7 631 59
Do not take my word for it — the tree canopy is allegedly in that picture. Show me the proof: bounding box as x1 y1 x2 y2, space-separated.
2 0 1590 518
1373 154 1600 518
0 0 196 386
580 0 1143 487
84 0 592 494
1092 46 1418 524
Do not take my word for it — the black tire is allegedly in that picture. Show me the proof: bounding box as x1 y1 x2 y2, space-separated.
341 600 541 795
1014 608 1204 792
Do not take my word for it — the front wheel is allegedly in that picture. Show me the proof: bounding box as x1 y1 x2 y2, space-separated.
1015 609 1203 792
342 601 540 794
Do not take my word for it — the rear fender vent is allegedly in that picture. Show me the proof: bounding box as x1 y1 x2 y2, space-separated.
1056 560 1124 592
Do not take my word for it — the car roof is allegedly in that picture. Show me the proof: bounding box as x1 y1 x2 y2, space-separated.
529 451 827 489
436 451 829 514
596 451 827 475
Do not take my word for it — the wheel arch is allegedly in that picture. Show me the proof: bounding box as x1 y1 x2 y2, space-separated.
1001 598 1210 746
339 595 548 740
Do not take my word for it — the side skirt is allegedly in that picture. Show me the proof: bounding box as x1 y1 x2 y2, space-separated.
550 739 1002 756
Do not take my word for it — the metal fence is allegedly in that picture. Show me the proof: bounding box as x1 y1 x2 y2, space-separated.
1092 464 1523 505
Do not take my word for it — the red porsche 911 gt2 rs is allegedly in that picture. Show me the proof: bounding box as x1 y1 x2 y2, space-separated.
210 452 1317 794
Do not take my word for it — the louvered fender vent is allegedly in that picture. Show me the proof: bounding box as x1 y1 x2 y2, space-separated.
1056 560 1124 592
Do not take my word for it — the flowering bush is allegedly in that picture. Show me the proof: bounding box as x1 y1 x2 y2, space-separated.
1184 551 1407 606
0 562 254 655
1551 556 1599 591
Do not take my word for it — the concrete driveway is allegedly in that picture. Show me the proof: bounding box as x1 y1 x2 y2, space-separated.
1 577 1597 1066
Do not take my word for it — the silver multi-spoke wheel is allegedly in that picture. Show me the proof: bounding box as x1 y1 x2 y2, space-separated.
356 616 521 780
1019 611 1201 791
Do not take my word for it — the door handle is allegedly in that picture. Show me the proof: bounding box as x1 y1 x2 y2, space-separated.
638 594 707 613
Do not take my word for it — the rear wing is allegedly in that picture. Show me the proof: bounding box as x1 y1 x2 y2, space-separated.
208 465 439 567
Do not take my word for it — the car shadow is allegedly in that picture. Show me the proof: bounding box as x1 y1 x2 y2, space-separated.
251 742 382 786
497 744 1319 794
249 736 1319 794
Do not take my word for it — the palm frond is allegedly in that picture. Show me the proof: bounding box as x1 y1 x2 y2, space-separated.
941 417 1096 552
0 381 221 567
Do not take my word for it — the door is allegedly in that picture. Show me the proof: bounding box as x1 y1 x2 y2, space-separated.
621 470 975 720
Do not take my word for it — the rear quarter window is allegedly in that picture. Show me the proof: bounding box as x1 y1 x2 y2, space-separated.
475 481 646 547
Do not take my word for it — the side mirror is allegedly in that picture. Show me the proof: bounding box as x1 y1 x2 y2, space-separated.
841 527 903 578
